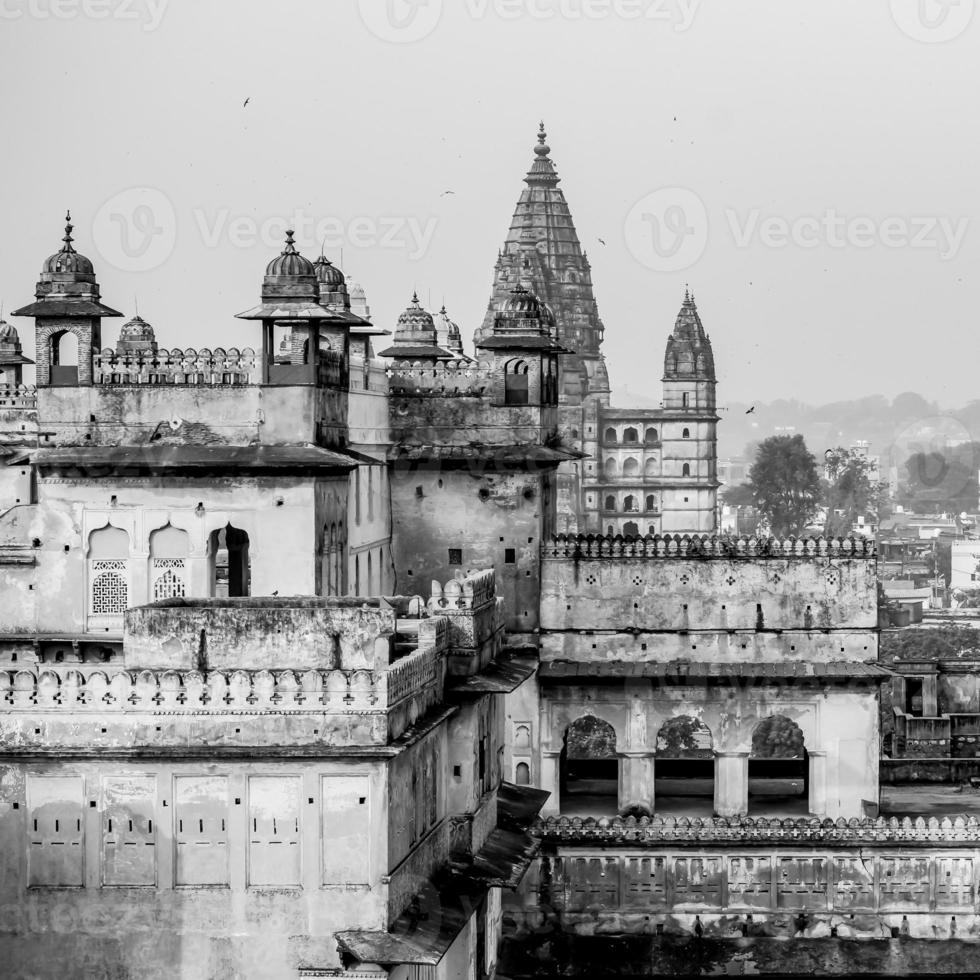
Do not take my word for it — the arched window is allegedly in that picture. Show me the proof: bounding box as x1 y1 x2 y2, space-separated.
515 762 531 786
645 495 656 512
354 554 360 595
561 715 618 813
682 463 691 477
88 524 130 630
50 330 79 386
322 523 341 597
682 428 691 439
515 725 532 750
624 427 638 443
682 392 690 408
504 359 529 406
149 524 189 601
604 427 617 444
749 715 808 815
623 521 639 537
622 458 640 477
644 457 658 476
604 495 616 512
655 716 715 806
624 495 636 513
604 458 618 478
645 428 659 445
209 524 250 598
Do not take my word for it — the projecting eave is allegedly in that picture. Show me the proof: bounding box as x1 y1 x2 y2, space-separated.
12 299 123 318
447 652 537 695
234 302 351 321
30 444 359 476
335 780 546 968
475 335 571 352
389 444 587 469
539 660 891 681
376 344 457 360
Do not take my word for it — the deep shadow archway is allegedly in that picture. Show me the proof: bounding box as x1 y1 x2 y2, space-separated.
559 715 618 815
748 715 808 815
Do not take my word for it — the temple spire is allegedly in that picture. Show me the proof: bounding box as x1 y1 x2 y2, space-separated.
525 120 559 186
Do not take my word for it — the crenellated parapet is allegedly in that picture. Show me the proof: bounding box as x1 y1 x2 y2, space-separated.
386 359 492 396
0 659 441 714
92 347 259 385
546 533 876 560
428 570 504 674
0 384 37 409
538 813 980 846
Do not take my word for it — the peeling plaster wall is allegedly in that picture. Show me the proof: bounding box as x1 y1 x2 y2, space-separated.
0 759 388 979
0 475 343 636
541 557 878 634
390 469 552 633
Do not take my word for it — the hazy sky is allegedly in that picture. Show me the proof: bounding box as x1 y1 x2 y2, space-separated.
1 0 977 408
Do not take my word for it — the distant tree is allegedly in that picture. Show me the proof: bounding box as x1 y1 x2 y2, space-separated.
746 435 821 536
822 446 890 536
721 483 755 508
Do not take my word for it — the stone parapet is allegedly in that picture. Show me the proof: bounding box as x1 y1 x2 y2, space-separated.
538 814 980 846
386 359 492 396
93 347 259 385
546 533 876 560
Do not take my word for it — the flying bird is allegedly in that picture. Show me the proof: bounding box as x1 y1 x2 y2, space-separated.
597 237 606 246
745 406 756 415
243 98 250 107
440 190 455 197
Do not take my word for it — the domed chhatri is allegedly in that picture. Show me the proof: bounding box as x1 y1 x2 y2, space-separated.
397 292 436 334
433 304 467 360
0 320 17 344
313 254 346 289
265 229 316 280
0 318 34 384
116 314 158 355
377 293 454 360
42 211 95 277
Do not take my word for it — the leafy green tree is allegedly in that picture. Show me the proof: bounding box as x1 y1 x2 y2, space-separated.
746 435 821 536
822 446 889 536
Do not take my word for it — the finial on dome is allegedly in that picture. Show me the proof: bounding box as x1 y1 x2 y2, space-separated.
62 211 76 253
411 290 420 304
282 229 296 253
534 121 550 158
684 284 690 302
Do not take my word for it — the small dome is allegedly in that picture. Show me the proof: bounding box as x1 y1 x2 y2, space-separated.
433 304 464 354
0 320 18 344
119 314 155 341
265 230 315 278
42 213 94 275
502 284 554 326
313 255 345 288
397 292 435 332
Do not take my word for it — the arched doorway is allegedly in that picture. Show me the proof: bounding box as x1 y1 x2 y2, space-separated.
209 524 250 598
559 715 618 815
749 715 808 815
655 716 714 816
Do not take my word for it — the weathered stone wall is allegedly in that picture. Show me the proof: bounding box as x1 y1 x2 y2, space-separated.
541 553 878 636
390 468 551 634
0 758 387 979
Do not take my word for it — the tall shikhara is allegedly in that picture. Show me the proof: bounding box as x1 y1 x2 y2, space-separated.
477 123 610 407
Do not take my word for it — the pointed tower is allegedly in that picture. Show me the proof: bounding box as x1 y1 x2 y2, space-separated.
658 289 719 532
663 289 716 412
477 123 610 406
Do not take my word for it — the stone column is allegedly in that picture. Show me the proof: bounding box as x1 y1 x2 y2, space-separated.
539 750 561 817
714 752 749 818
808 750 828 817
618 753 656 814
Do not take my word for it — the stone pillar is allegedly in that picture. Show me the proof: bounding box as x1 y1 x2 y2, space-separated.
808 751 828 817
922 674 939 716
618 753 655 815
540 750 561 817
129 552 150 607
714 752 749 818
